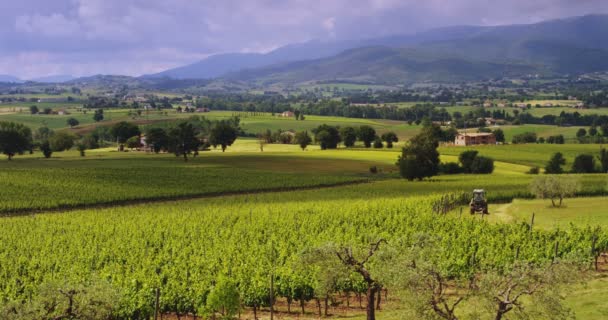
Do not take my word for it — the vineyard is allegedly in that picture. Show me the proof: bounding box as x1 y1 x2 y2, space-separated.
0 184 606 319
0 166 364 214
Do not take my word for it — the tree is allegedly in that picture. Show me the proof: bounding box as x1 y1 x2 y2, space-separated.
381 132 398 148
49 131 76 151
358 126 377 148
110 122 140 144
392 234 471 320
458 150 479 173
29 105 39 115
336 240 386 320
314 125 341 150
40 141 53 158
599 147 608 173
77 143 86 157
93 109 104 122
168 121 201 161
126 136 141 150
0 278 118 320
67 118 79 128
601 123 608 137
572 154 596 173
529 176 580 207
209 120 238 152
0 122 32 160
576 128 587 138
294 131 312 151
545 152 566 174
478 262 580 320
340 127 357 148
493 129 505 143
145 128 169 153
373 137 383 149
397 127 440 181
589 126 598 136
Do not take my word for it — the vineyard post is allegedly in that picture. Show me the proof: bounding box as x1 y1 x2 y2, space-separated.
591 234 598 271
529 213 535 233
154 288 160 320
270 273 274 320
553 241 559 264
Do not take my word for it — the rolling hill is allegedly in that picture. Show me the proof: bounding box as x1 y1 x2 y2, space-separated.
224 46 546 85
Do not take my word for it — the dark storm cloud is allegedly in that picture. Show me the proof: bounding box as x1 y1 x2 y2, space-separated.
1 0 607 78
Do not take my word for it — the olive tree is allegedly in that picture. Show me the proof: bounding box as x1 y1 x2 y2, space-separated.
477 262 582 320
529 176 580 207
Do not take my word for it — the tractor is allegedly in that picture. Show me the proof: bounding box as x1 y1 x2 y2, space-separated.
470 189 488 214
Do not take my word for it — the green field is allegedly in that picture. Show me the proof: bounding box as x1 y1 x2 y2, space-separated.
493 197 608 229
440 143 607 167
1 130 607 319
0 183 605 319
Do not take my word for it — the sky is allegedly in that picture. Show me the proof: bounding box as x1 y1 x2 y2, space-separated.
1 0 607 79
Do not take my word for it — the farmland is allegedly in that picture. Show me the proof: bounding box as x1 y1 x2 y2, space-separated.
2 99 608 319
0 184 606 319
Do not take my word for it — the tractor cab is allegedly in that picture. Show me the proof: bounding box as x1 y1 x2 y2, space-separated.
470 189 489 214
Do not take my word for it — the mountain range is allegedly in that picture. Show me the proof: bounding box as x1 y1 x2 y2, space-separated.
3 14 608 86
150 14 608 85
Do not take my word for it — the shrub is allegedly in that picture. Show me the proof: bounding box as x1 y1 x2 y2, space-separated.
459 150 479 173
527 167 540 174
373 137 383 148
439 162 463 174
470 156 494 174
512 132 537 144
572 154 596 173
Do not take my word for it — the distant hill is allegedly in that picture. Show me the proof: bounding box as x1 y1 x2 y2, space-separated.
225 46 546 85
0 75 22 83
149 14 608 85
145 26 489 80
224 14 608 85
30 75 75 83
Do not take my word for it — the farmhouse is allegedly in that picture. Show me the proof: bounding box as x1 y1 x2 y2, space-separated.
454 132 496 146
280 111 295 118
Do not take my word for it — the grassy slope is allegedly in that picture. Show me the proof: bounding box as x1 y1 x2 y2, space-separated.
492 197 608 229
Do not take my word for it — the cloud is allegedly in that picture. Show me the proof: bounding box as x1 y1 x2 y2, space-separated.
15 13 80 37
323 17 337 37
1 0 607 78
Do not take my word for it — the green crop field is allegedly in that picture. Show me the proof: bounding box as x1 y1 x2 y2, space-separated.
0 185 605 319
1 133 607 319
440 143 606 167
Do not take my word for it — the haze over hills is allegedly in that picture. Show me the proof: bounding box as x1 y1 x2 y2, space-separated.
30 75 76 83
0 75 23 83
151 14 608 85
